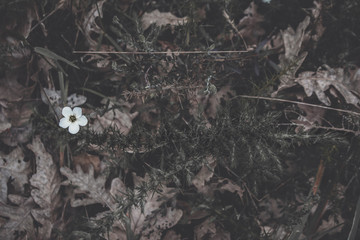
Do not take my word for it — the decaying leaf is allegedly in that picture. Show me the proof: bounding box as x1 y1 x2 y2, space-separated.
27 136 62 239
0 113 11 134
60 164 115 209
291 104 326 132
0 197 36 240
192 156 216 195
41 88 87 108
0 123 32 147
82 0 107 49
258 198 285 224
73 152 101 174
141 10 188 31
272 16 310 96
192 156 244 201
194 217 231 240
237 1 265 45
109 173 182 240
90 99 138 135
189 85 235 127
0 147 29 203
163 230 182 240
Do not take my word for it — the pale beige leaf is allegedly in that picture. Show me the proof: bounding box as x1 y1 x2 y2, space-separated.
295 67 360 106
141 10 188 31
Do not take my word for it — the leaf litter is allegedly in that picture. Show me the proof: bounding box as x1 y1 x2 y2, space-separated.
0 0 359 239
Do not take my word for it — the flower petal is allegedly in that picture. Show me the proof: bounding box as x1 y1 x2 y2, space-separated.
59 117 71 128
62 107 73 117
73 107 82 118
68 123 80 134
77 115 88 126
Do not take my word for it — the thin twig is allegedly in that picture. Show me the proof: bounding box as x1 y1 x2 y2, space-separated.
278 123 359 134
233 95 360 117
73 50 249 55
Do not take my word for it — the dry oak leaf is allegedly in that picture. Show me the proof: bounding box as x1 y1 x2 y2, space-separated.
109 173 182 240
60 164 115 209
272 16 310 96
81 0 106 48
0 197 36 240
192 157 244 201
27 136 62 239
295 66 360 107
0 147 29 203
90 100 138 135
141 9 188 31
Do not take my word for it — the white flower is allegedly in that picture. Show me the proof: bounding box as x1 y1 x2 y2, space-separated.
59 107 88 134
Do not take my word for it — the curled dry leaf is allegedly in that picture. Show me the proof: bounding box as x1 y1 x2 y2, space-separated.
27 136 62 239
141 9 188 31
0 147 29 203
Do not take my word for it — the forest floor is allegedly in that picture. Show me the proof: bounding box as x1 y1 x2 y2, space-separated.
1 0 360 239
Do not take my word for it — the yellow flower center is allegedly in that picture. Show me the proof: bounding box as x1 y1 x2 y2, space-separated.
69 115 77 123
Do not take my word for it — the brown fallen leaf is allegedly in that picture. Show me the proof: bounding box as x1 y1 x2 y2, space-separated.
73 152 101 175
291 104 326 132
